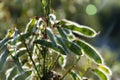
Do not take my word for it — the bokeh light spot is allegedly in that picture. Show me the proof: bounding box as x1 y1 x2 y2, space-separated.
86 4 97 15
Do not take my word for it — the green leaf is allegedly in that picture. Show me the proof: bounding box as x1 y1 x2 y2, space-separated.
15 48 26 57
98 64 112 75
63 28 75 40
18 32 31 41
70 70 82 80
6 66 18 80
25 18 37 34
57 27 68 39
57 27 75 40
14 70 32 80
56 36 71 55
35 39 66 55
35 39 53 47
46 27 58 48
13 29 19 45
56 36 82 55
12 56 24 72
63 28 71 34
0 49 9 72
12 29 19 56
74 39 103 64
64 39 82 55
58 55 66 68
57 45 67 55
93 69 108 80
0 38 9 50
58 19 97 38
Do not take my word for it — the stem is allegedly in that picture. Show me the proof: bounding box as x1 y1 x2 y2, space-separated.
46 0 51 16
41 46 48 79
49 54 61 70
40 0 51 26
18 31 41 80
60 57 81 80
40 0 46 17
35 44 42 72
40 1 51 79
40 0 51 16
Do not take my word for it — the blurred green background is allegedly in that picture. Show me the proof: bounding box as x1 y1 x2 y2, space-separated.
0 0 120 80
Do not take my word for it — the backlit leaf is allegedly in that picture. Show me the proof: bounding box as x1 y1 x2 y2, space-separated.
15 48 27 57
64 39 82 55
14 70 32 80
57 27 68 39
0 38 9 50
63 28 75 40
56 36 70 54
56 36 82 55
93 69 108 80
70 70 82 80
25 18 37 34
58 55 66 68
57 27 75 41
57 45 67 55
6 66 18 80
98 64 112 75
12 56 24 72
0 49 9 72
18 32 31 41
35 39 66 55
46 27 58 48
13 29 19 45
58 19 97 38
74 39 103 64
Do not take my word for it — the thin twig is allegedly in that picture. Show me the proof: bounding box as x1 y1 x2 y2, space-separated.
40 46 48 79
60 57 81 80
49 54 61 70
35 44 42 72
18 31 42 80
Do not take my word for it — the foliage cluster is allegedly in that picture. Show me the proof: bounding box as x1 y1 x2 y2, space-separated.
0 0 112 80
